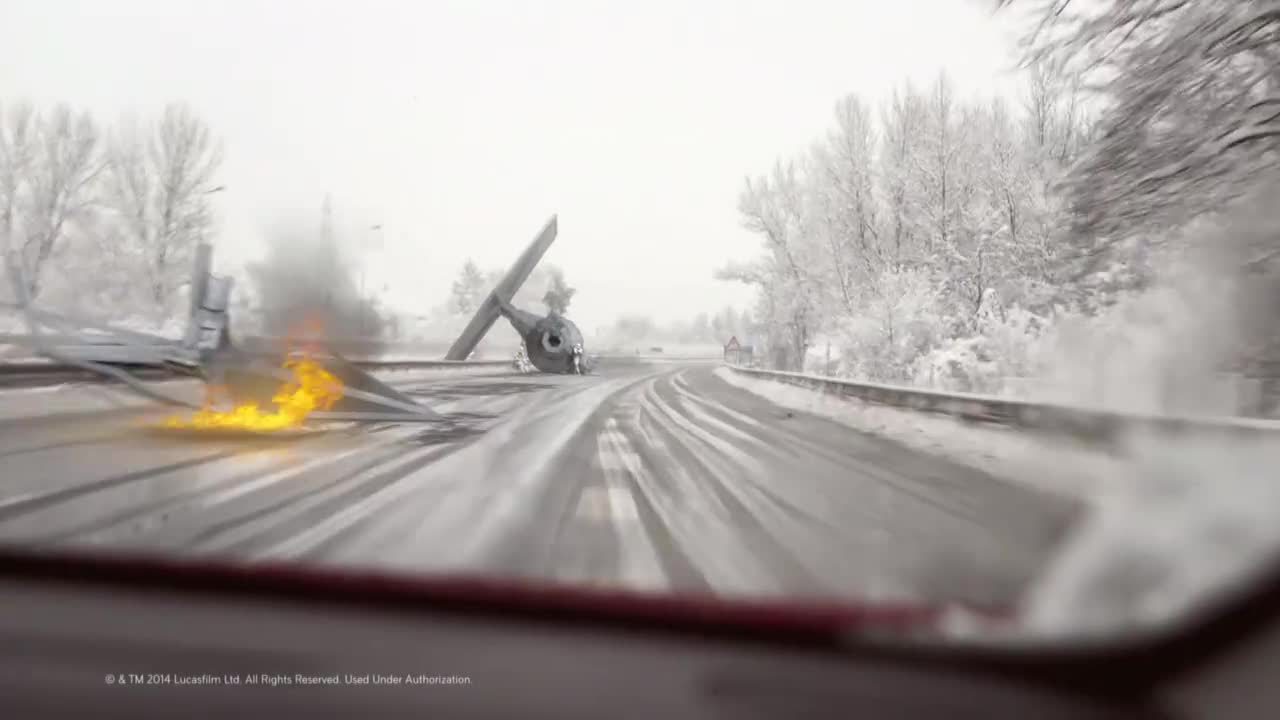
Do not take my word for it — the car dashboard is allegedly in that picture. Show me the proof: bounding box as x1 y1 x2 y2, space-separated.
3 548 1279 719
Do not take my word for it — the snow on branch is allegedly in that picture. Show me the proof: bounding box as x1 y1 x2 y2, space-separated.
0 99 226 329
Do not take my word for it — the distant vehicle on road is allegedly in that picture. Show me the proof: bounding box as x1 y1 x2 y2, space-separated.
649 346 664 353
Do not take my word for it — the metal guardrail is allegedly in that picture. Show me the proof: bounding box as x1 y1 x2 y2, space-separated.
352 359 510 371
0 362 179 389
0 354 717 389
727 365 1280 447
0 359 512 389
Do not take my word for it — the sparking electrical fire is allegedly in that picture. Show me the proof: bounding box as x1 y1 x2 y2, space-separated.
160 356 344 432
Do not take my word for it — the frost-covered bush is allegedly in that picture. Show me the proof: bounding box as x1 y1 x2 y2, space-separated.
911 299 1050 394
836 268 947 383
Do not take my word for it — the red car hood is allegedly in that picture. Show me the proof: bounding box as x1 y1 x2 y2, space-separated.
0 546 999 644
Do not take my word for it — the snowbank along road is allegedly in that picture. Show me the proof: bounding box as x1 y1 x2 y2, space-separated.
0 359 1077 608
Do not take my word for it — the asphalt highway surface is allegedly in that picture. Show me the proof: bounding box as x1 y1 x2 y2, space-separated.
0 359 1077 607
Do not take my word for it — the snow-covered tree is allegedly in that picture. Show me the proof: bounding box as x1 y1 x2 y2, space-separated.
723 65 1093 386
998 0 1280 413
811 94 882 313
481 264 571 315
726 160 825 370
104 103 222 318
690 311 712 341
999 0 1280 257
914 73 963 265
710 306 750 343
449 259 488 314
879 84 927 269
0 103 36 263
542 266 576 315
0 101 237 326
6 104 102 300
840 266 945 383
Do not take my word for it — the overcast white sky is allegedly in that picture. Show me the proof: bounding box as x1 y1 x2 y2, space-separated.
1 0 1026 332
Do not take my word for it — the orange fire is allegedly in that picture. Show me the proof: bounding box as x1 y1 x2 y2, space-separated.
160 356 344 432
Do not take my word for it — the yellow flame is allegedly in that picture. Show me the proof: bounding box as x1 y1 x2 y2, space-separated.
160 356 344 432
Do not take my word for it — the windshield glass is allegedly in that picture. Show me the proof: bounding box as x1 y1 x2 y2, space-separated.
0 0 1277 645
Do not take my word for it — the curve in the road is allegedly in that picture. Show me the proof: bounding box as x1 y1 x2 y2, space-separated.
0 360 1077 609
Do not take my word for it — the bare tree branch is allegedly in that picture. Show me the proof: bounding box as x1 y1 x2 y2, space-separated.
18 104 101 298
104 102 223 317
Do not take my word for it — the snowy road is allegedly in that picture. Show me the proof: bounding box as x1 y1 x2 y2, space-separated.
0 360 1077 607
